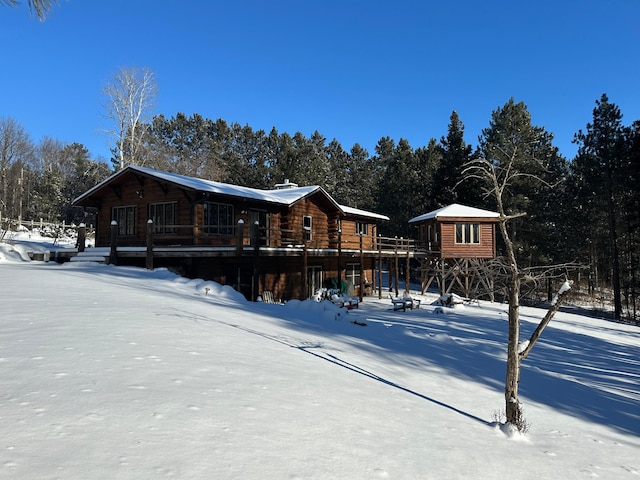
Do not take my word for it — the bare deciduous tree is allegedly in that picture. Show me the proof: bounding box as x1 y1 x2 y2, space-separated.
102 66 157 170
463 99 573 432
0 117 33 221
464 154 573 430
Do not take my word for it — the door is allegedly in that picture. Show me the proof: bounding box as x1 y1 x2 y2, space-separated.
307 265 323 298
249 210 269 246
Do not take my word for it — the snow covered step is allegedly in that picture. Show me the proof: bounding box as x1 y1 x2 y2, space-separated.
70 249 110 263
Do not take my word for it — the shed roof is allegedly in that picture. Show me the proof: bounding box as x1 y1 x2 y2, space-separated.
408 204 500 223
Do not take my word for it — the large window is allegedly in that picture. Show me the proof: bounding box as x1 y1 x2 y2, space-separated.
303 215 312 241
112 206 136 236
149 202 177 234
346 263 361 287
204 202 234 235
455 223 480 244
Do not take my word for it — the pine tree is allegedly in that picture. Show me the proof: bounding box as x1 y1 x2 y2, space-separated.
573 94 626 320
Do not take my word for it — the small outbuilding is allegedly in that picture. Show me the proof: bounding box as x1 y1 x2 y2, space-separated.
409 204 500 299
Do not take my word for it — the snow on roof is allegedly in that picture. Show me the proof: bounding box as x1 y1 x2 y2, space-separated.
339 205 389 221
74 166 388 221
408 203 500 223
134 166 325 206
73 165 322 207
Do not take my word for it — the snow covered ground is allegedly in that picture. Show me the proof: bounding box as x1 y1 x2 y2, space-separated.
1 232 639 479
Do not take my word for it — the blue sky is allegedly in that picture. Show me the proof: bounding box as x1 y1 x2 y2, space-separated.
2 0 639 165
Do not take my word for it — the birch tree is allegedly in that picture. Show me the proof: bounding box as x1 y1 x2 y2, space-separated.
463 99 573 431
103 66 157 169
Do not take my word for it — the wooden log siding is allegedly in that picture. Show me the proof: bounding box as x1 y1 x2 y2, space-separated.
340 220 377 250
95 175 193 246
286 197 334 248
439 222 496 259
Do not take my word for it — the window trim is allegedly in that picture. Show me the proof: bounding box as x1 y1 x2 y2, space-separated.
112 205 136 236
355 221 368 235
204 201 234 235
303 215 312 241
455 222 480 244
149 202 177 235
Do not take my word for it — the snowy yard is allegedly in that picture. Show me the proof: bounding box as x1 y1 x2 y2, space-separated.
1 234 639 479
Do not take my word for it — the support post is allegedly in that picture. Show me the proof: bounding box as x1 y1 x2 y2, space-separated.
236 219 245 257
146 219 154 270
302 244 308 299
337 228 342 291
77 223 86 253
405 246 411 295
394 237 400 297
359 233 364 302
109 221 118 265
252 220 260 302
378 234 382 299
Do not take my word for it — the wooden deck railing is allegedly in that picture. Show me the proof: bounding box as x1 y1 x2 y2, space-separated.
132 221 416 254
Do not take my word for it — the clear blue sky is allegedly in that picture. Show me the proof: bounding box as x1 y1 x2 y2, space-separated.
2 0 639 165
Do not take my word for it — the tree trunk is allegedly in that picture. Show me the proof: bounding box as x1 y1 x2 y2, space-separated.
504 272 521 425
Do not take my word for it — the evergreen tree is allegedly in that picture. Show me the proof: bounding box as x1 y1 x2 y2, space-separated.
223 124 271 189
414 138 442 214
432 111 476 207
478 98 563 266
376 138 422 237
268 130 297 185
573 94 626 320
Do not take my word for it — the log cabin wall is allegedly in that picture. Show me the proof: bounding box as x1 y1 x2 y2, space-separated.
439 221 496 258
95 174 193 247
285 195 336 248
340 219 377 250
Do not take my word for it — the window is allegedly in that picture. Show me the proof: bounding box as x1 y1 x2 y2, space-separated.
149 202 177 234
346 263 361 287
455 223 480 244
303 215 312 241
112 206 136 236
204 202 234 235
356 221 368 235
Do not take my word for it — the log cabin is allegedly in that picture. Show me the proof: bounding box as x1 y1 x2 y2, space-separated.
409 204 500 299
72 165 391 302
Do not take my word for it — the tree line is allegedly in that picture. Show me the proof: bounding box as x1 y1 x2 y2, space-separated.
0 94 638 321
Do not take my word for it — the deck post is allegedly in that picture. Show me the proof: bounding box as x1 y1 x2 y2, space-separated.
394 237 400 297
77 223 86 253
252 220 260 301
405 245 411 295
109 220 118 266
302 243 308 299
146 219 154 270
377 234 382 299
359 233 364 301
337 229 342 291
236 219 245 257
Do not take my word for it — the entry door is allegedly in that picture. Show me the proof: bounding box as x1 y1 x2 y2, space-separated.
249 210 269 246
308 266 323 298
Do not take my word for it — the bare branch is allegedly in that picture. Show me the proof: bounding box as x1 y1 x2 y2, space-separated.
102 66 157 169
519 281 573 360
